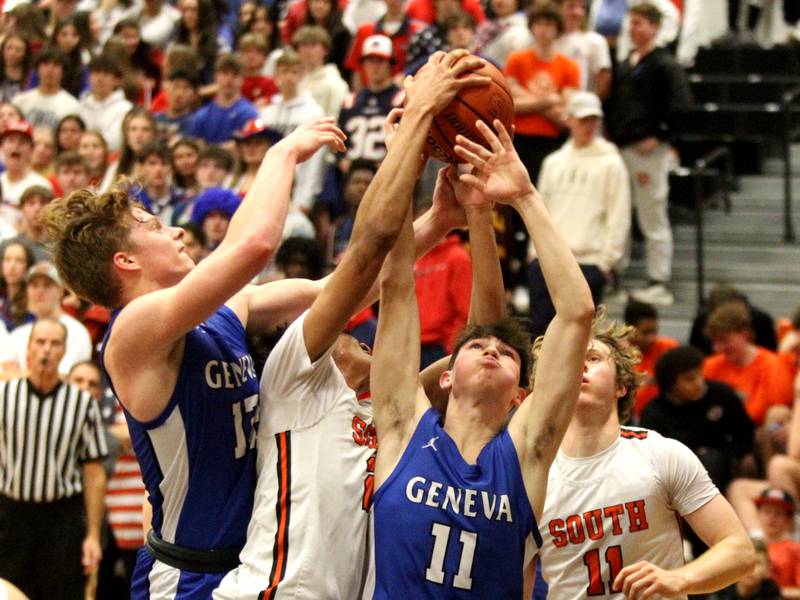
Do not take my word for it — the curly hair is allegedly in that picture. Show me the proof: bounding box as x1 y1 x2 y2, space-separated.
530 306 641 423
42 185 138 308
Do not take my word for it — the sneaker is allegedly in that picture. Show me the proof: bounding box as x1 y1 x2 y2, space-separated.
604 287 629 305
630 283 674 306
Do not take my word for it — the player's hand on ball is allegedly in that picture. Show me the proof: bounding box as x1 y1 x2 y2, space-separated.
404 50 491 115
454 119 534 205
275 117 346 163
383 107 403 151
614 561 687 600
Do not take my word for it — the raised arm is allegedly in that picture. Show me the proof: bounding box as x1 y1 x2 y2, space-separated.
299 51 490 362
455 120 595 515
372 197 429 486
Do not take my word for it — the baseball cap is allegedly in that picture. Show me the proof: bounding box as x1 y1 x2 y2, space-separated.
234 119 282 145
567 91 603 119
360 35 393 62
1 120 33 142
191 187 241 224
26 261 62 286
755 487 796 515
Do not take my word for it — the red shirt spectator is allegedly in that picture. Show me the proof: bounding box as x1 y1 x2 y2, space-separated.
406 0 485 26
346 16 426 78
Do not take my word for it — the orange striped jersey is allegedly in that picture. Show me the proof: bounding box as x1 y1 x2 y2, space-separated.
534 428 718 599
215 311 375 600
106 401 145 549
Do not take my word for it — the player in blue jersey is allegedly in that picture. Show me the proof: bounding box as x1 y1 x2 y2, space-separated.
43 118 346 599
370 118 596 598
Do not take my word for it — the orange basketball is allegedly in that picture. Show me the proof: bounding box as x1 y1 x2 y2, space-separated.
424 58 515 164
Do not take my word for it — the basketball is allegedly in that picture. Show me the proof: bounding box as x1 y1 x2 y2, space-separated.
423 58 515 163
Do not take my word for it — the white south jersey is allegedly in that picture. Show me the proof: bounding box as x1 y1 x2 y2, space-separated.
535 427 718 600
214 311 375 600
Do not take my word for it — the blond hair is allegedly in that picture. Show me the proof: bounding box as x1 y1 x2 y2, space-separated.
530 306 641 423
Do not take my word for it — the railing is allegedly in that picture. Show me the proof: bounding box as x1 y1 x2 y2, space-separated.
782 84 800 242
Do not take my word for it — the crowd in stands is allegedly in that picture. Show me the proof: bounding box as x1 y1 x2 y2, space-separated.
1 0 800 597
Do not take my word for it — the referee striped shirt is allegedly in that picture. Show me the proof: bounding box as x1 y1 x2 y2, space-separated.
0 378 108 503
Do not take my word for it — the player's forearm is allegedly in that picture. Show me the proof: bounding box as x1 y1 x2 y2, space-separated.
513 191 594 321
223 145 299 261
675 535 755 595
465 204 505 325
788 395 800 458
83 462 107 540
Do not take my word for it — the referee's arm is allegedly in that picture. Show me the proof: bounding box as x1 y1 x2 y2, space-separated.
79 394 109 574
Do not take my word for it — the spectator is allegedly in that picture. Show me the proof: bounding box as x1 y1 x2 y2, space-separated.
474 0 533 68
190 187 241 251
98 36 142 107
529 91 629 338
702 301 794 426
78 130 110 187
406 0 465 67
754 488 800 595
173 0 223 84
0 240 34 331
326 158 377 263
139 0 182 47
0 318 107 600
0 121 53 207
3 262 93 377
338 35 404 171
3 186 54 262
346 0 425 87
691 284 778 355
30 125 57 178
195 145 235 190
555 0 612 97
179 221 208 264
295 26 350 119
112 18 163 97
171 137 201 197
605 2 692 307
13 46 81 129
147 44 201 113
132 141 184 223
641 345 755 492
235 2 282 75
624 299 679 416
93 0 141 45
153 69 199 139
55 114 86 154
51 16 89 99
0 34 32 103
102 107 158 189
414 219 472 367
188 53 259 145
407 0 486 26
232 118 282 196
5 5 47 56
506 1 579 183
237 33 278 107
713 538 782 600
0 103 24 132
78 55 133 154
274 236 325 279
260 50 326 212
301 0 353 77
51 152 90 199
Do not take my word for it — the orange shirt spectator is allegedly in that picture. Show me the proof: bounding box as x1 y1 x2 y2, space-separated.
634 336 679 416
406 0 486 26
702 347 793 425
767 539 800 589
505 50 579 137
414 234 472 353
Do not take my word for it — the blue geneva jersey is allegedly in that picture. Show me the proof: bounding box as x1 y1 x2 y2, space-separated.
372 408 542 599
102 305 260 597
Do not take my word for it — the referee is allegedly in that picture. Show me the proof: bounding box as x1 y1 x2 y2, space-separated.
0 318 108 600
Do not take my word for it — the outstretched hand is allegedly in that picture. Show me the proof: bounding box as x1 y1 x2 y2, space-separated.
454 119 534 205
404 50 492 116
275 117 346 163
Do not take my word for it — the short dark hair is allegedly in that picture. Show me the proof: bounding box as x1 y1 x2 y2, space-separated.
88 54 122 77
624 300 657 326
55 150 89 172
345 159 378 183
443 11 477 32
275 236 324 280
20 185 54 205
168 69 200 87
180 221 207 247
198 145 235 172
449 318 533 389
214 52 243 75
705 301 752 338
654 345 704 392
137 140 172 164
629 2 662 24
527 1 565 32
34 46 65 69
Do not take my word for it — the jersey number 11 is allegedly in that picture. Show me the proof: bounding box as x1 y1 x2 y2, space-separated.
425 523 478 591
